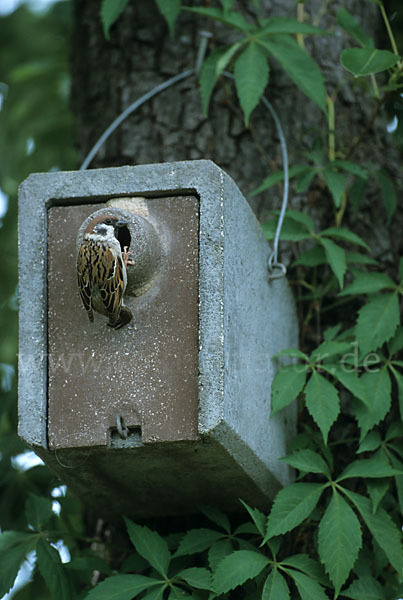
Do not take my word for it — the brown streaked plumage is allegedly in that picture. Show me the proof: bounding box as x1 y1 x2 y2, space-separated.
77 217 133 329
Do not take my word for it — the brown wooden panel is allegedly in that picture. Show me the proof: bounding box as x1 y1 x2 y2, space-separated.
47 197 199 448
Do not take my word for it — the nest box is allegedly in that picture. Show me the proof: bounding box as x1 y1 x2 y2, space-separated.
18 160 298 518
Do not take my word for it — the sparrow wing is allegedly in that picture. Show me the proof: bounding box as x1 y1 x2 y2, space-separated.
93 244 125 318
77 241 93 316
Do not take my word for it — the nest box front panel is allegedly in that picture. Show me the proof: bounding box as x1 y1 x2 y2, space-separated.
47 196 199 449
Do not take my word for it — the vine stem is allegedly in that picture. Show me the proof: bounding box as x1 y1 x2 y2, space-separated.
327 95 336 161
378 1 402 68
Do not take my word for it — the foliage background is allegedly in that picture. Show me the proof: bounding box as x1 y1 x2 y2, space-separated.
0 0 402 598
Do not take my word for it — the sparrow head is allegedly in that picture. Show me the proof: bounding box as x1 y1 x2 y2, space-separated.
89 216 128 238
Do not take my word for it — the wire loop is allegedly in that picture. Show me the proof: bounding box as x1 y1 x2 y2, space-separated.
116 414 128 440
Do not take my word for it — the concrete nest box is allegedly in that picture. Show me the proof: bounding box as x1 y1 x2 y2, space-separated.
18 160 298 518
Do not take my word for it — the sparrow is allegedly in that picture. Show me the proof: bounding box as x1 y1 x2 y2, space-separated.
77 216 133 329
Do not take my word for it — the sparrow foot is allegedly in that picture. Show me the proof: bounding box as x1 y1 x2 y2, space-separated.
123 246 135 267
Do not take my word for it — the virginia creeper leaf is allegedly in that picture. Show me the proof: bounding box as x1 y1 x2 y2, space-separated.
341 47 401 77
36 538 74 600
343 488 403 575
124 519 170 577
84 575 162 600
304 371 340 443
355 292 400 354
280 449 330 476
262 568 290 599
265 483 325 540
271 364 307 414
100 0 129 39
234 42 269 124
318 490 362 594
318 236 347 288
212 550 270 594
259 35 327 114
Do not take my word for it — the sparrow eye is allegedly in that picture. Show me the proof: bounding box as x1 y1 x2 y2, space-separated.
104 218 112 225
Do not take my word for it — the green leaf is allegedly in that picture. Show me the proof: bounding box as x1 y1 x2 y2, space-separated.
280 555 329 587
234 42 269 124
258 17 326 35
85 575 162 600
124 519 170 577
296 168 318 191
280 449 330 476
338 453 402 480
391 367 403 421
366 478 390 514
265 483 325 540
388 326 403 355
355 292 400 354
182 6 251 32
25 493 53 530
376 171 397 224
336 8 374 48
324 364 369 404
386 421 403 441
332 160 368 179
212 550 270 595
262 217 313 242
271 364 307 414
310 340 353 363
322 168 346 207
100 0 129 40
286 570 329 600
199 506 231 533
357 431 382 453
176 568 214 591
174 528 224 557
36 538 74 600
343 575 384 600
352 368 392 439
66 555 112 574
220 0 235 12
154 0 180 37
239 500 267 537
200 42 245 115
324 324 342 341
260 35 327 114
0 531 37 598
251 165 312 196
304 371 340 443
346 252 378 266
318 491 361 594
208 539 233 571
341 47 401 77
342 488 403 575
145 587 166 600
284 210 315 233
389 453 403 516
339 272 396 296
320 226 369 249
318 237 346 288
293 245 326 267
262 568 290 599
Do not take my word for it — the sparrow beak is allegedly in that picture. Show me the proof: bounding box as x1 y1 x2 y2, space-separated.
115 220 128 228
